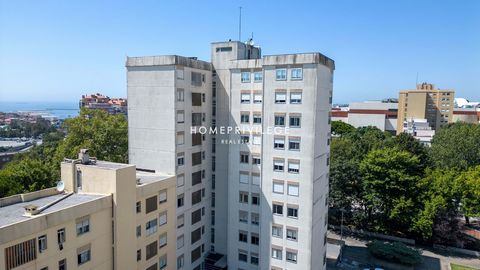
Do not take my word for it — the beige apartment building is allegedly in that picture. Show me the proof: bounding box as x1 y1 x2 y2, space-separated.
0 150 176 270
397 82 455 134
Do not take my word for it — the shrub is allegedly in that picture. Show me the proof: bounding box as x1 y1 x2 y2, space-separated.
367 240 422 265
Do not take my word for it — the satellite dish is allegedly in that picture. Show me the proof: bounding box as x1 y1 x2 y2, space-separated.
56 181 65 192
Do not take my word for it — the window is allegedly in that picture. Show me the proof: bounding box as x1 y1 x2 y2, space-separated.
75 217 90 236
288 160 300 174
239 231 248 243
289 137 300 151
251 233 259 245
275 92 287 104
177 235 184 249
146 241 158 260
290 92 302 104
238 250 248 262
177 194 184 208
137 249 141 261
192 92 202 106
191 209 202 224
289 115 301 127
177 132 185 145
191 72 202 86
216 46 232 52
136 225 141 237
136 201 141 213
274 115 285 126
273 181 285 194
252 173 260 186
273 203 283 215
239 210 248 223
177 110 185 123
240 134 250 144
251 213 259 225
177 88 184 101
241 92 251 103
192 113 202 126
192 151 202 166
177 214 184 228
253 113 262 124
4 239 37 269
159 189 167 203
146 219 158 236
77 246 91 265
287 183 299 196
192 132 202 146
274 136 285 149
191 228 201 244
177 255 184 269
192 171 202 186
159 211 167 226
59 259 66 270
177 69 184 80
251 253 259 265
252 156 261 165
251 193 260 205
192 190 202 205
38 235 47 253
177 153 185 167
240 112 249 123
272 225 282 237
159 255 167 269
252 135 261 145
239 191 249 203
240 153 249 164
291 68 303 80
239 172 249 184
273 159 284 171
276 69 287 81
146 195 158 214
177 174 185 187
287 206 299 218
253 93 262 104
286 250 298 263
57 228 66 248
241 72 251 83
254 72 263 82
272 247 283 259
286 228 298 241
146 263 158 270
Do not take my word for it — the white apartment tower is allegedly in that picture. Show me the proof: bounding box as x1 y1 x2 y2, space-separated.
127 41 334 270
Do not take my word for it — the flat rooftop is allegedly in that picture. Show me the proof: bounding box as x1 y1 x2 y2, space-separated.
0 193 108 228
136 170 174 185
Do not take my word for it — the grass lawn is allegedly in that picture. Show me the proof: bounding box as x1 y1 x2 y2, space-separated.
451 263 480 270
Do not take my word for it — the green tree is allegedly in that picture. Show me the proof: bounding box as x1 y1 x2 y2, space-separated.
55 108 128 163
430 122 480 169
389 132 430 168
456 165 480 224
360 147 423 234
331 120 355 136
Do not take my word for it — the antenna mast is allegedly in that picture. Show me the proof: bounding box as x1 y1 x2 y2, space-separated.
239 6 242 41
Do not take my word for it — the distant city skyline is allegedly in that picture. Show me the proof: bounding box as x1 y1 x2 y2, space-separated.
0 0 479 103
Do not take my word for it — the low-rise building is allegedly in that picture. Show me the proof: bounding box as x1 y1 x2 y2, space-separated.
80 93 127 115
0 150 176 270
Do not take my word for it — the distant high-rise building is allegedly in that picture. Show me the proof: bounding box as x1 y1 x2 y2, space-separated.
397 83 455 134
127 40 334 270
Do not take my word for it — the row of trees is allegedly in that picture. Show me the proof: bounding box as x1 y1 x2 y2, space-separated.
329 121 480 247
0 109 128 197
0 117 56 139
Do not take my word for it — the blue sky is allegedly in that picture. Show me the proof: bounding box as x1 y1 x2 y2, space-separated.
0 0 479 103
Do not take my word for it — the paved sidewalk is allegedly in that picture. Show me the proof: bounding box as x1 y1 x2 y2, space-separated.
328 231 480 270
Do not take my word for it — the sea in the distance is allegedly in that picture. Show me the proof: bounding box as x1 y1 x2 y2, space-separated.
0 101 79 119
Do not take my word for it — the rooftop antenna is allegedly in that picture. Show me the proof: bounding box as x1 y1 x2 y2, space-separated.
238 6 242 41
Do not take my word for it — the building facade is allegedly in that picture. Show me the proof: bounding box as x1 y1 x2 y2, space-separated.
0 151 176 270
397 83 455 134
127 41 334 270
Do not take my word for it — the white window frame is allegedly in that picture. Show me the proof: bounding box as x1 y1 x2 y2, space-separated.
241 72 251 83
273 181 284 194
253 71 263 82
272 225 282 238
159 212 167 226
288 160 300 174
275 92 287 104
239 172 249 184
241 93 251 104
253 93 262 104
291 68 303 80
146 219 158 236
276 69 287 81
176 110 185 124
287 183 299 196
272 248 283 259
273 159 284 172
274 136 285 149
290 92 302 104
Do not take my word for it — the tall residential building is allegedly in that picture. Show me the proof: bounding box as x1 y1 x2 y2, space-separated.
397 83 455 134
0 150 176 270
127 40 334 270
